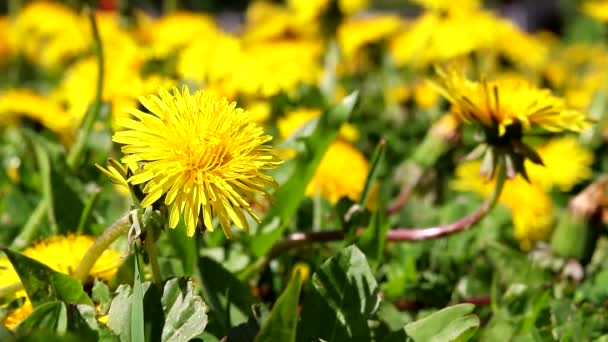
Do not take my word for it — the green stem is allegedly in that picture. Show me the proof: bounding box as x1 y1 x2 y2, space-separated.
67 7 105 169
144 233 162 285
73 214 130 283
241 161 507 280
10 200 47 250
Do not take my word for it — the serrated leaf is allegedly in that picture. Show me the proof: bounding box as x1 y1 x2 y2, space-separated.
2 248 93 307
161 278 208 342
298 245 380 341
405 304 480 342
250 92 358 257
256 273 302 342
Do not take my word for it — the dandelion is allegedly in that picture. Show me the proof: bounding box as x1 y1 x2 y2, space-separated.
307 141 370 204
0 89 76 143
582 0 608 22
1 235 122 329
432 66 591 178
113 87 281 237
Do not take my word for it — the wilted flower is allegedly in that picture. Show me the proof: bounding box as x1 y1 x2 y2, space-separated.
113 87 282 237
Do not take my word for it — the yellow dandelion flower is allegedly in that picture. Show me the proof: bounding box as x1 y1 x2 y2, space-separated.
452 161 554 250
3 296 32 330
582 0 608 22
525 137 594 192
0 89 76 143
432 66 590 136
277 108 359 143
307 141 369 203
143 12 218 58
389 9 497 68
338 0 368 16
246 100 273 124
288 0 331 22
177 31 241 85
9 2 89 70
113 87 282 237
243 1 319 42
0 235 122 329
495 21 550 70
411 0 481 12
338 15 402 59
229 40 323 97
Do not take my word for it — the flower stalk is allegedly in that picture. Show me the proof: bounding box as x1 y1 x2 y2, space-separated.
73 214 130 283
242 161 507 279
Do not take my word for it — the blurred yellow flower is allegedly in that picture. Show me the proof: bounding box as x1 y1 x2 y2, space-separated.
230 40 323 97
582 0 608 22
277 108 359 142
0 235 122 329
9 1 89 70
338 15 402 59
432 66 590 136
389 9 497 67
413 80 439 109
307 141 369 203
177 31 241 85
114 87 281 237
0 89 76 143
338 0 368 16
246 100 273 124
526 137 594 192
144 12 218 58
452 160 553 250
411 0 481 11
243 1 320 42
496 21 550 70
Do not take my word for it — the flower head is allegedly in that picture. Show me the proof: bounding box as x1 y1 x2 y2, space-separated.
113 87 281 237
432 66 591 179
307 141 370 204
433 66 590 136
0 235 122 329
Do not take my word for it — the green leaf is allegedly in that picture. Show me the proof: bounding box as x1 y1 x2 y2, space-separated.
161 278 208 342
359 139 385 207
23 130 86 233
76 189 102 234
198 257 256 331
405 304 480 342
15 301 67 335
256 273 302 342
2 248 93 307
32 137 58 233
298 245 380 341
250 92 358 257
131 252 145 342
356 208 390 271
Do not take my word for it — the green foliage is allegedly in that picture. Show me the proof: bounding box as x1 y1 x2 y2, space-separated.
255 273 302 342
250 92 358 257
405 304 479 342
2 248 92 307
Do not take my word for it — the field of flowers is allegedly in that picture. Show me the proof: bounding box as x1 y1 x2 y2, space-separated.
1 0 608 340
